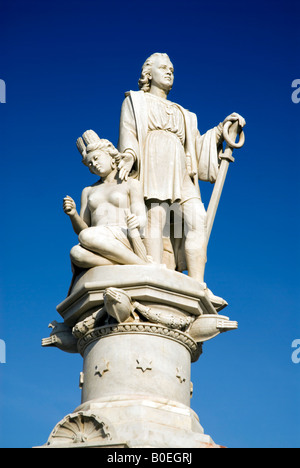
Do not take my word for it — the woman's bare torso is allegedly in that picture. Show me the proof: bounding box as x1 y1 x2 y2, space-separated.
87 180 130 228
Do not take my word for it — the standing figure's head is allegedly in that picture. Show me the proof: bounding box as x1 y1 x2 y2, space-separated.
76 130 119 178
138 53 174 94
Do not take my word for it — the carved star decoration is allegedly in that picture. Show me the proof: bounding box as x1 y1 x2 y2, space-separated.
94 359 110 377
176 367 187 384
136 357 152 373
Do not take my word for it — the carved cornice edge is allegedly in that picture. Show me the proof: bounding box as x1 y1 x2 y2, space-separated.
77 323 202 362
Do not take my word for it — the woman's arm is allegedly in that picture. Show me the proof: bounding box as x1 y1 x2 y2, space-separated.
63 187 90 235
128 179 147 234
126 179 148 262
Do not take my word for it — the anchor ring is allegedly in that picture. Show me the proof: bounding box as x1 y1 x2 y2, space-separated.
223 121 245 149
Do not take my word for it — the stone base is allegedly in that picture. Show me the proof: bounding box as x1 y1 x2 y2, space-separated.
40 265 232 449
56 265 222 327
41 395 220 448
41 325 220 448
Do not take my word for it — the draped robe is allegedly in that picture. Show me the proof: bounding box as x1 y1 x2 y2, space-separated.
118 90 220 203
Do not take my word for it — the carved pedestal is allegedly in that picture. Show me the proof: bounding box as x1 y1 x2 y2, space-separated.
41 266 236 448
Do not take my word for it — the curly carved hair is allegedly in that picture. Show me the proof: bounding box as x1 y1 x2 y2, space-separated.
138 53 172 92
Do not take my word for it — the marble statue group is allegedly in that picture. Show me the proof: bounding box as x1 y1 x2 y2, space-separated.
64 52 245 288
41 52 245 448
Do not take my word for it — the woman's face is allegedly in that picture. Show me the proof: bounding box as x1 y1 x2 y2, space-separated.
150 55 174 92
85 150 113 177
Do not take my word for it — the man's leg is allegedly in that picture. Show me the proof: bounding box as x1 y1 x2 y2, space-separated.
180 198 208 283
144 201 168 264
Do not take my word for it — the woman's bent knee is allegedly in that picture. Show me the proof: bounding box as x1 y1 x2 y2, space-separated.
78 228 95 249
70 244 85 264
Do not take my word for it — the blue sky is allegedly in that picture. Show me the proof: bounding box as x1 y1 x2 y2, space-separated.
0 0 299 448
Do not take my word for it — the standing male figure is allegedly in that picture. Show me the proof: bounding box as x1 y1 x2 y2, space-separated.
117 52 245 284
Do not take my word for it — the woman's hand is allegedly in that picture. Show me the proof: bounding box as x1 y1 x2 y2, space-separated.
63 196 77 216
126 211 140 231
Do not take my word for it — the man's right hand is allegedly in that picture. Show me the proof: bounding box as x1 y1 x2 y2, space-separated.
117 152 135 181
63 195 76 216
